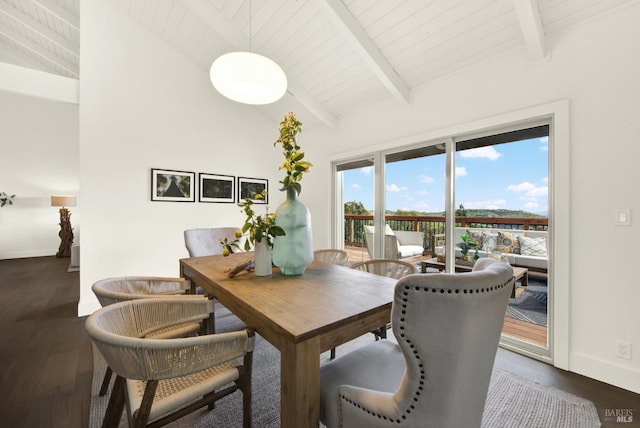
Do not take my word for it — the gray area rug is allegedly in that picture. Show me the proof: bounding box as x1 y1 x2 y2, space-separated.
89 308 598 428
506 276 548 326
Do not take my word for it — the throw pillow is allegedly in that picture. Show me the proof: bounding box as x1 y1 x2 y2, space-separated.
497 231 525 254
518 236 548 257
481 231 499 251
466 229 484 247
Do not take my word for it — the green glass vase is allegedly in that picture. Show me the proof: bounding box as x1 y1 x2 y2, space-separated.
272 187 313 276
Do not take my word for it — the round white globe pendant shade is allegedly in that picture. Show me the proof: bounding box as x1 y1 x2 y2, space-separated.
210 52 288 105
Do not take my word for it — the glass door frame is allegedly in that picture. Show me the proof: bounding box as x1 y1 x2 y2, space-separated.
330 100 570 368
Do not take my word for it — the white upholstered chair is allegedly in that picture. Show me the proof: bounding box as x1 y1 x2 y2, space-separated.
320 258 514 428
333 259 419 361
91 276 206 396
313 249 350 266
183 227 239 257
86 298 255 428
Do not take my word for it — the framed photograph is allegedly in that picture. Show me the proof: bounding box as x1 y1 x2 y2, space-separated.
151 168 195 202
199 173 235 203
238 177 268 204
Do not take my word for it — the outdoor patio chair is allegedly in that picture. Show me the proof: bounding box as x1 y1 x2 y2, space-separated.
86 297 255 428
319 258 514 428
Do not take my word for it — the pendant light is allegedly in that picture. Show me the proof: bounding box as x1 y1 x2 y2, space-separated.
209 1 287 105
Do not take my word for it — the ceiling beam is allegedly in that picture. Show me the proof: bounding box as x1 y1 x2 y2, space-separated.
0 22 78 77
178 0 337 128
0 61 78 103
513 0 546 59
317 0 411 106
0 1 79 57
31 0 79 32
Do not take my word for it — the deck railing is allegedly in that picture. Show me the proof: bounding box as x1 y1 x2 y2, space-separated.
344 214 548 253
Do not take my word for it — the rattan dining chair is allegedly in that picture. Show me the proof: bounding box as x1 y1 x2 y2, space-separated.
350 259 418 341
313 249 350 359
349 258 418 280
91 276 206 397
313 249 350 266
85 298 255 428
320 259 514 428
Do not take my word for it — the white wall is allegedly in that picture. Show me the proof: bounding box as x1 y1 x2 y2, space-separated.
0 90 79 259
301 7 640 393
6 0 634 395
78 2 285 314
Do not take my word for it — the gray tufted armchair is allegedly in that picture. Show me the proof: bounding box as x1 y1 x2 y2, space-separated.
319 258 514 428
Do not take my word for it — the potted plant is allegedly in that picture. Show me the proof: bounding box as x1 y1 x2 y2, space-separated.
1 192 15 207
458 233 479 262
237 190 285 251
221 190 285 276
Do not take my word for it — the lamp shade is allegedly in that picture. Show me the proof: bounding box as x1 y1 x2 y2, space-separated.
51 195 76 207
210 52 287 105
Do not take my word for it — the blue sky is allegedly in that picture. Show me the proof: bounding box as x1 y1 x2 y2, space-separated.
343 137 549 215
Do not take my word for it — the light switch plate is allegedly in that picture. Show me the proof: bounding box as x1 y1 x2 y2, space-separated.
616 209 631 226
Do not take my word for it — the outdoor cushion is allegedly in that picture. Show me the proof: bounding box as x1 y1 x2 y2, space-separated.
481 231 500 250
497 231 525 254
519 236 547 257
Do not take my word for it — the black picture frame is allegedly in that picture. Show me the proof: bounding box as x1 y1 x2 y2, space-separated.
151 168 195 202
199 173 235 203
238 177 268 204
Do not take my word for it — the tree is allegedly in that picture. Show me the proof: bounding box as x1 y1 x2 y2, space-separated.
456 204 468 217
344 201 369 214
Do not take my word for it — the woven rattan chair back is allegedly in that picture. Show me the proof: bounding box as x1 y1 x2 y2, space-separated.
85 298 254 428
350 258 418 279
314 249 350 266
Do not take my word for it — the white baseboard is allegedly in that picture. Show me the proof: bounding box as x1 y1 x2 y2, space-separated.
0 249 56 259
78 299 101 317
571 351 640 394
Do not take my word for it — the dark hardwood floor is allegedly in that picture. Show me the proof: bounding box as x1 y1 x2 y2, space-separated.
0 256 638 427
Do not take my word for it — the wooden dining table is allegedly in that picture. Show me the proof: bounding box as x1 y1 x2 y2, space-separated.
179 252 397 428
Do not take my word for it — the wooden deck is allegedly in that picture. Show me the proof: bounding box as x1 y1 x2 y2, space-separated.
343 246 548 347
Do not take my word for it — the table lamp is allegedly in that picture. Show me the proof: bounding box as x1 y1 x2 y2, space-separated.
51 195 76 258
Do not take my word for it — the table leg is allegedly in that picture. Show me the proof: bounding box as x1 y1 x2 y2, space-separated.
280 337 321 428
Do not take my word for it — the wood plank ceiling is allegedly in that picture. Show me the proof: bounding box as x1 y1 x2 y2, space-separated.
0 0 636 128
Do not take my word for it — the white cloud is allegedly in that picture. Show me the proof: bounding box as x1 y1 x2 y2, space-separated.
351 183 361 190
524 201 539 209
539 136 549 151
508 180 548 209
419 174 434 183
462 199 507 209
541 177 548 184
455 166 467 177
527 186 548 197
415 190 428 196
507 182 535 192
386 184 407 192
459 146 502 160
360 166 373 175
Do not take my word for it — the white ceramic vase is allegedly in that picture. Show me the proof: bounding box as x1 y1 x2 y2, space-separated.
254 239 272 276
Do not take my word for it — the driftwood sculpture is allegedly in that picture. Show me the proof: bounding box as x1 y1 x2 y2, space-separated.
227 259 255 278
56 208 74 258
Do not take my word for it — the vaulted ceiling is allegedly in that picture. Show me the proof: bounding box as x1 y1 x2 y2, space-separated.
0 0 636 128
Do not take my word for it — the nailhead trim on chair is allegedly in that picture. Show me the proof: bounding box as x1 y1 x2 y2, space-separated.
338 276 513 425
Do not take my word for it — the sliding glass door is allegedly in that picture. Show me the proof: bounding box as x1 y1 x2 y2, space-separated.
333 121 551 360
